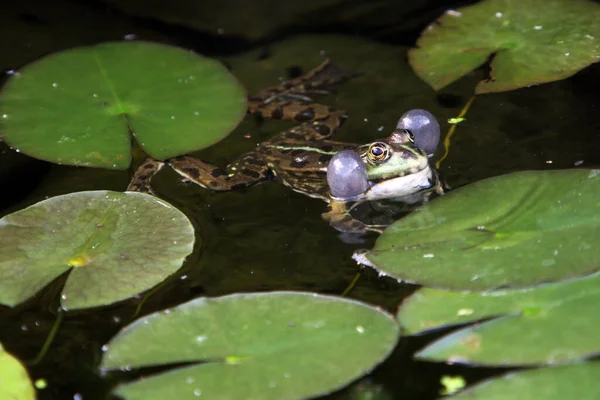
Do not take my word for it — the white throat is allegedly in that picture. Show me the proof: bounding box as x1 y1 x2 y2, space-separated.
365 166 434 201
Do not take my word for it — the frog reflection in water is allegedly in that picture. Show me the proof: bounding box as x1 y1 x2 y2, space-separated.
127 60 443 233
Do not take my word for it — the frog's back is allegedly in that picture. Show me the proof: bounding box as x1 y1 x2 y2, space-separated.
261 139 356 200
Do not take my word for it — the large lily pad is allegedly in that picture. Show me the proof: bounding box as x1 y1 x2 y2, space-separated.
101 292 399 400
0 344 35 400
448 362 600 399
409 0 600 93
362 169 600 291
0 41 247 168
398 275 600 366
0 190 194 310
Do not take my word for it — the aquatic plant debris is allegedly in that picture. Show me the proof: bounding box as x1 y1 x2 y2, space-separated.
409 0 600 93
447 361 600 399
440 375 466 395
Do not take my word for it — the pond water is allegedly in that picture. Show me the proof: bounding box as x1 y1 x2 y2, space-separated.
1 0 600 399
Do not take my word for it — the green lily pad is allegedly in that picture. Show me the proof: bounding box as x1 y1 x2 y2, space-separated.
0 190 194 310
0 344 35 400
362 169 600 291
0 41 246 169
409 0 600 93
398 275 600 366
101 292 399 400
448 362 600 399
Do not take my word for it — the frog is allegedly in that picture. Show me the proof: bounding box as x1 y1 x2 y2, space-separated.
127 59 442 233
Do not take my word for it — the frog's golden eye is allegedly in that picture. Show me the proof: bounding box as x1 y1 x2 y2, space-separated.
368 142 390 163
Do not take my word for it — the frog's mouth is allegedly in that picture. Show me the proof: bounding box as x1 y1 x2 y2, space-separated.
365 165 434 201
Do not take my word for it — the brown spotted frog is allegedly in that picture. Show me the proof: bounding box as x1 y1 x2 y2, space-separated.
127 60 442 233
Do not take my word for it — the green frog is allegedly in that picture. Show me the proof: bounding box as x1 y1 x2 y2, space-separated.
127 60 442 233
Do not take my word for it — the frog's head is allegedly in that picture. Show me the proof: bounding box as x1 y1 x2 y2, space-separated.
356 129 436 201
360 129 428 181
326 109 441 202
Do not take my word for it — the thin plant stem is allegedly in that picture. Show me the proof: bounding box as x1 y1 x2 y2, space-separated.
341 265 365 297
436 94 477 169
29 308 64 366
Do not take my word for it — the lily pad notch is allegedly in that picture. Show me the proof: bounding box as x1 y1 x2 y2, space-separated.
0 190 195 310
409 0 600 93
0 41 247 169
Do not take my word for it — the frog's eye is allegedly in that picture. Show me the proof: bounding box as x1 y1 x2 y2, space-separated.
368 142 390 163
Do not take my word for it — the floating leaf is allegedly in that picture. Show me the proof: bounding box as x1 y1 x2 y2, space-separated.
0 41 246 168
101 292 398 400
409 0 600 93
0 343 35 400
363 169 600 291
398 275 600 366
448 362 600 399
0 190 194 310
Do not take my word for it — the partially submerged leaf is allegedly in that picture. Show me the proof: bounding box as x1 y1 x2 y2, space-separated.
0 190 195 309
101 292 399 400
448 362 600 399
0 344 35 400
398 275 600 366
364 170 600 291
0 41 247 168
409 0 600 93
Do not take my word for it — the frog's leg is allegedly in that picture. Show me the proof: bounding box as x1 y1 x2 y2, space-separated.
166 152 270 191
322 200 385 234
127 158 166 194
248 59 357 141
127 153 269 194
127 60 355 194
250 59 359 107
425 170 445 198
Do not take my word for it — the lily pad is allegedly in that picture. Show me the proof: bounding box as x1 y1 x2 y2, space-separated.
448 362 600 399
362 169 600 291
0 344 35 400
409 0 600 93
101 292 399 400
0 41 246 169
0 190 194 310
398 275 600 366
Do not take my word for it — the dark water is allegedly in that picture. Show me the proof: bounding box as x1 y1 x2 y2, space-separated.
1 0 600 399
